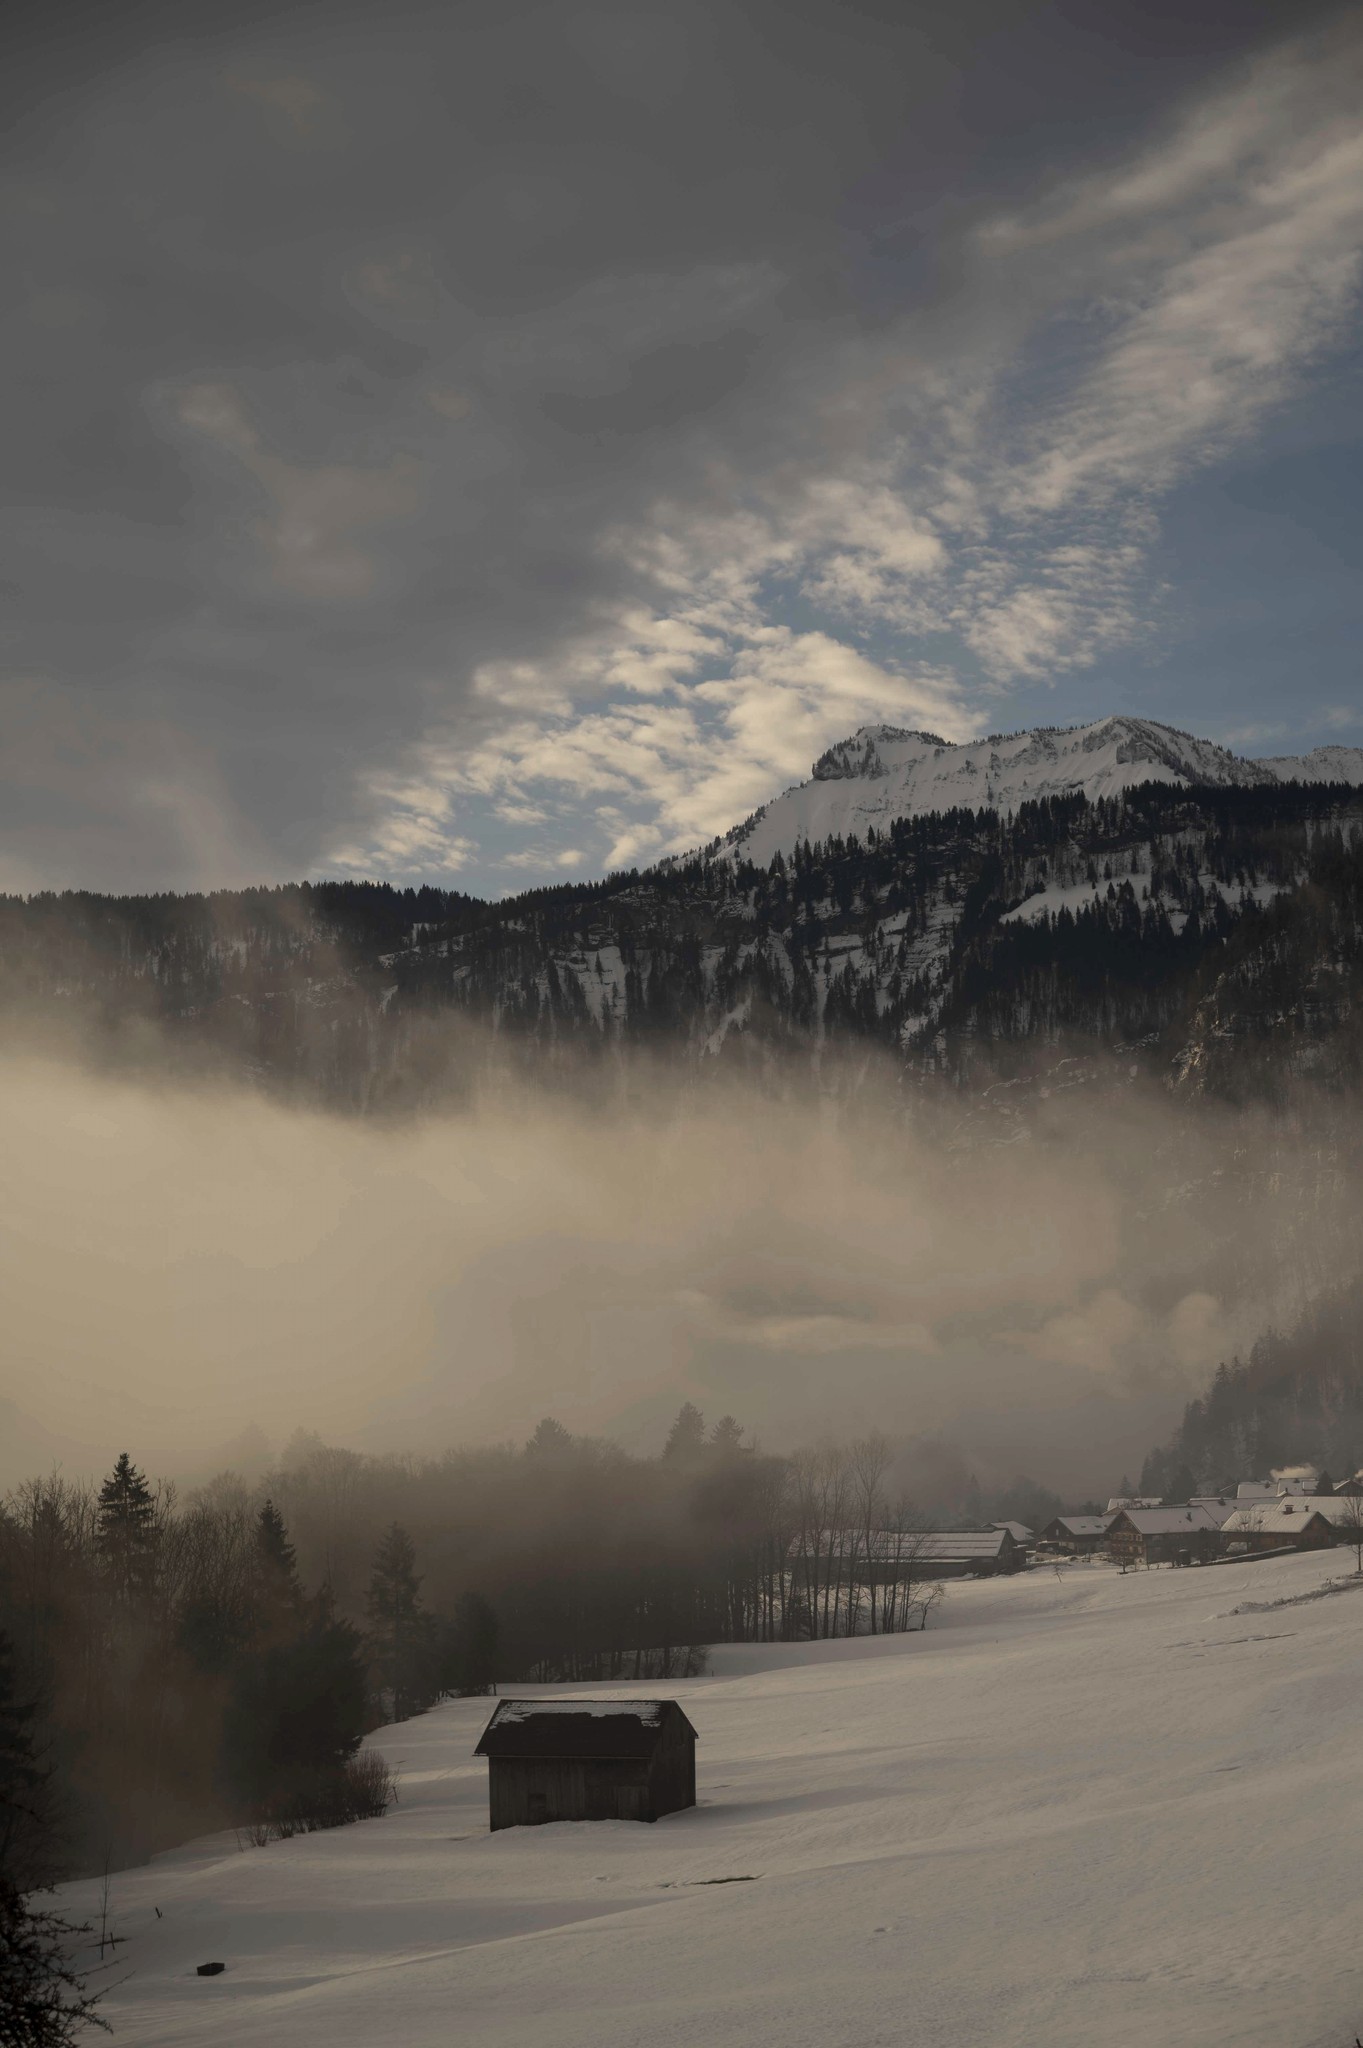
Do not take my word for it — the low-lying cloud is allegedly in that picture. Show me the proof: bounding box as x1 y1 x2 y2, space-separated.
2 1046 1348 1494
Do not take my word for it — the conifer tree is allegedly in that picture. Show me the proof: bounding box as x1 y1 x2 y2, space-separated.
444 1593 499 1697
365 1525 431 1723
95 1453 157 1611
0 1629 107 2042
663 1403 707 1463
251 1501 302 1647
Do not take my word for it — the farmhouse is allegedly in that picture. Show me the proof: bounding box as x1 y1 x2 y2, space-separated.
474 1699 697 1831
1106 1505 1221 1567
1220 1500 1337 1554
1039 1514 1110 1555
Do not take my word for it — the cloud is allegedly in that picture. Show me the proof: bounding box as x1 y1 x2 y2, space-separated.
0 1049 1301 1486
3 7 1363 891
226 71 339 144
340 623 977 874
176 382 422 598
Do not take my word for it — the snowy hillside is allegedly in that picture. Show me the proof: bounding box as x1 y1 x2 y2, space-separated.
60 1551 1363 2048
725 713 1361 865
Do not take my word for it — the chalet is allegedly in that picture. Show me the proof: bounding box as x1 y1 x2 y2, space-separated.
990 1521 1034 1551
474 1700 697 1831
1220 1500 1339 1554
1106 1505 1221 1567
1039 1514 1110 1555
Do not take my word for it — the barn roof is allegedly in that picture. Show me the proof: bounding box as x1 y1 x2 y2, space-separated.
1044 1515 1110 1537
1109 1506 1221 1535
474 1698 698 1760
1220 1501 1337 1536
915 1530 1013 1560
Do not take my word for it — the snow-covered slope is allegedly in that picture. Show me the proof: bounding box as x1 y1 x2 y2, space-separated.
59 1551 1363 2048
1259 741 1363 786
725 714 1355 865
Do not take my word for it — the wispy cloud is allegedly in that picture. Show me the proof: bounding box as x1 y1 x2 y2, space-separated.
333 24 1363 878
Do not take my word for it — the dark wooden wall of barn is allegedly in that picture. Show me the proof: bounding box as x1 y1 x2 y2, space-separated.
488 1720 696 1830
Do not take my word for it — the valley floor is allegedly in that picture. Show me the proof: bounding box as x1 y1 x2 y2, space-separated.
59 1553 1363 2048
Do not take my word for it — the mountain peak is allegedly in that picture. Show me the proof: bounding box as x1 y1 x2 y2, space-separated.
726 714 1362 865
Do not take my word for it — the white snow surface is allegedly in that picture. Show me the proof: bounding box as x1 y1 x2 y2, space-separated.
59 1551 1363 2048
725 714 1362 865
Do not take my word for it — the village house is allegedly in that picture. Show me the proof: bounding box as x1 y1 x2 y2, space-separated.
474 1700 697 1831
1039 1514 1111 1555
1106 1504 1222 1568
990 1521 1034 1553
1220 1499 1340 1554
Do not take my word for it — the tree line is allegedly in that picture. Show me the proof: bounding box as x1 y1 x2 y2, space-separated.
1 1410 1064 1892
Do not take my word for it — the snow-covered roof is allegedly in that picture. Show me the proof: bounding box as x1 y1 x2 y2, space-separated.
474 1698 697 1760
788 1529 1014 1564
1188 1497 1239 1526
1105 1497 1162 1513
1109 1506 1221 1535
915 1531 1012 1560
1045 1515 1110 1537
991 1522 1034 1542
491 1700 664 1725
1222 1497 1359 1536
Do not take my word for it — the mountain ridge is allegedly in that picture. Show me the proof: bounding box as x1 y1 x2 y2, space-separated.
718 713 1363 868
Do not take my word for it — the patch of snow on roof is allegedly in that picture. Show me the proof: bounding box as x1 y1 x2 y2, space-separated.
489 1699 664 1725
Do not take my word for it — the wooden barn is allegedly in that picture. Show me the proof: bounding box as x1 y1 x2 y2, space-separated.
474 1699 697 1831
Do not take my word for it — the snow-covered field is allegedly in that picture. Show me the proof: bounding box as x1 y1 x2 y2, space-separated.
62 1553 1363 2048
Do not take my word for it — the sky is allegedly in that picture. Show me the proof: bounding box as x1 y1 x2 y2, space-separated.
2 0 1362 899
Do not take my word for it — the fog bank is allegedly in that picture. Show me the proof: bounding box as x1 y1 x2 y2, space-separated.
0 1051 1352 1493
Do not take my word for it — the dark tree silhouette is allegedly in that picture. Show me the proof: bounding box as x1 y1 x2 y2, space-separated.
663 1404 707 1463
0 1629 107 2042
96 1453 157 1612
365 1525 432 1723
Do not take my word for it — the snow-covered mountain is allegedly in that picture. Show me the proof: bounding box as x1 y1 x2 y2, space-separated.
4 715 1363 1115
724 714 1363 865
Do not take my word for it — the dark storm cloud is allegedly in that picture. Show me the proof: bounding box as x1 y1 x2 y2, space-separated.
0 0 1357 890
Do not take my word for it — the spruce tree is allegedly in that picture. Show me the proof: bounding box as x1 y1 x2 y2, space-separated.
365 1525 431 1724
443 1594 499 1697
220 1597 367 1830
251 1502 302 1647
663 1403 707 1463
0 1629 106 2042
95 1453 157 1611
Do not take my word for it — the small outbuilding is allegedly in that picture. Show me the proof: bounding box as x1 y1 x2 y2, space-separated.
474 1699 697 1831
